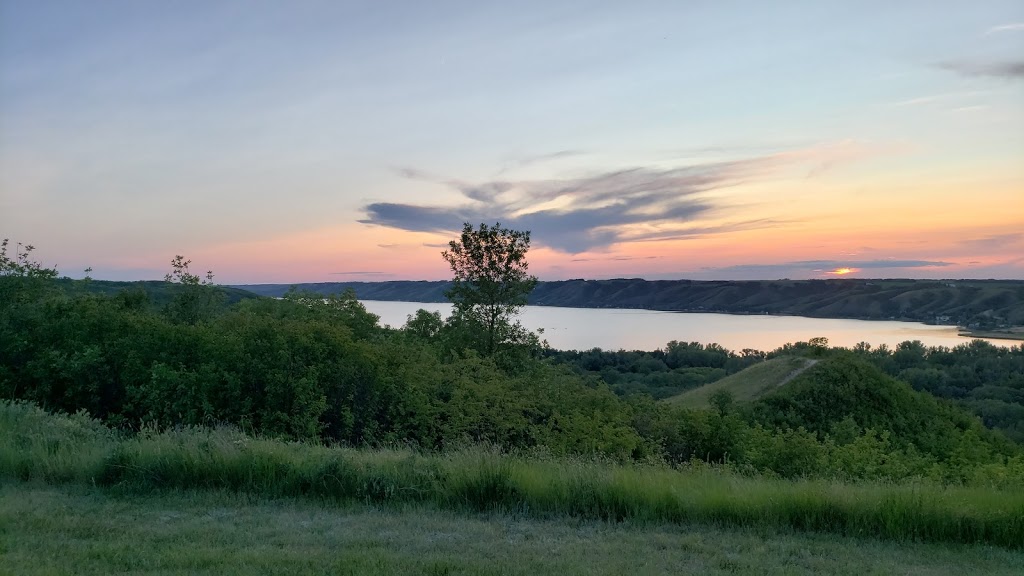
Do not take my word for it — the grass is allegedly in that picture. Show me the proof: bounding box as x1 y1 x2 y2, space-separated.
664 356 814 408
958 327 1024 342
3 484 1024 575
4 400 1024 550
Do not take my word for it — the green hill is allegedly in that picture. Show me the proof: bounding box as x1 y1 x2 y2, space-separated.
53 278 261 309
748 356 1020 461
663 356 815 408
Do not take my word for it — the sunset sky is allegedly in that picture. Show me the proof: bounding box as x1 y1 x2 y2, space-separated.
2 1 1022 283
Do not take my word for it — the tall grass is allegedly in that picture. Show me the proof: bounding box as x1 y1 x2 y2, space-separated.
3 400 1022 548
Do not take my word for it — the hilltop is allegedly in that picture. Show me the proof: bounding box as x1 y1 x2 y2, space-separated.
237 278 1024 330
666 352 1022 455
664 356 816 409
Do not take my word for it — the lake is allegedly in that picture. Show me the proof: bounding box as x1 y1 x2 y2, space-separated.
360 300 1011 352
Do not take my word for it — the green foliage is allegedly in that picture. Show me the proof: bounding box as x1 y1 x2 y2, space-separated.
161 255 224 324
0 239 58 279
442 222 538 356
664 356 811 408
850 339 1024 443
546 341 759 400
709 390 735 415
0 238 59 308
746 355 1020 476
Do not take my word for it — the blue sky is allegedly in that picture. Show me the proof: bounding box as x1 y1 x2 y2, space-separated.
2 1 1022 282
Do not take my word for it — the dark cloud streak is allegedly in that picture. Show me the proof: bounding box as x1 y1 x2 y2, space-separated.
959 233 1023 250
707 260 955 274
939 60 1024 79
363 156 789 253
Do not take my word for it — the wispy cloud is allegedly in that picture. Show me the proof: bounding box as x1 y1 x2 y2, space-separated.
570 255 662 263
959 233 1023 250
364 158 777 252
707 259 954 275
363 144 872 253
329 271 394 276
892 96 942 107
984 23 1024 35
949 105 987 113
939 61 1024 79
888 91 988 108
514 150 586 168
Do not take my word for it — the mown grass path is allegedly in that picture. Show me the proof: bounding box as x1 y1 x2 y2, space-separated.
3 485 1023 576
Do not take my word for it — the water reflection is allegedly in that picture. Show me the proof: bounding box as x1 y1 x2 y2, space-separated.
360 301 1011 352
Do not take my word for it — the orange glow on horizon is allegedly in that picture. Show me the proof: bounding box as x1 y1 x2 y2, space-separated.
827 267 860 276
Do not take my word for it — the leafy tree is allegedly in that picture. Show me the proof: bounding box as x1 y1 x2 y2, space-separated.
442 222 538 356
0 239 58 279
0 239 58 307
710 389 734 415
404 309 444 340
164 254 217 287
162 255 223 324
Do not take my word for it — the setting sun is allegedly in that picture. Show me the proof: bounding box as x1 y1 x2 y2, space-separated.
828 267 860 276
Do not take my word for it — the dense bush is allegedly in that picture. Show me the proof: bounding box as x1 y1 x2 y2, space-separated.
0 280 643 458
846 340 1024 443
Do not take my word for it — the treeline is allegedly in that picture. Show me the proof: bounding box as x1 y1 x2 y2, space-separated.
239 278 1024 328
547 337 1024 445
846 340 1024 443
2 272 1022 486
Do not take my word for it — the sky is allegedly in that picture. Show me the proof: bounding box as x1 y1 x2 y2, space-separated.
1 0 1022 283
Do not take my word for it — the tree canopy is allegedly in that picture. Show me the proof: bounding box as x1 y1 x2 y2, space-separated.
442 222 538 356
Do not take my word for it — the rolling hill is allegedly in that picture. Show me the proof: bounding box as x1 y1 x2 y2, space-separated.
663 356 816 408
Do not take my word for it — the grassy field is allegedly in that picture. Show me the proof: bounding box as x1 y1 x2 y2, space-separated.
3 484 1024 576
4 400 1024 550
958 327 1024 342
664 356 814 408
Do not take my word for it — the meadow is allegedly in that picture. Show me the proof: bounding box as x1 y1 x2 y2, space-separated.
4 401 1023 550
5 485 1024 576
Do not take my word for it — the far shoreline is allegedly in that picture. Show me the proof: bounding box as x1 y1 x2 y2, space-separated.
957 329 1024 342
358 299 1020 347
235 278 1024 337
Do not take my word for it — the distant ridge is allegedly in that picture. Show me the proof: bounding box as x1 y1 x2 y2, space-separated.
235 278 1024 329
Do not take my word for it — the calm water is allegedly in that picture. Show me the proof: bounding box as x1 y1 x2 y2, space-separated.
361 300 1011 352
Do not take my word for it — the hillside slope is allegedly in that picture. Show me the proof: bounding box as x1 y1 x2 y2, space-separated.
55 278 260 307
663 357 815 408
748 356 1020 460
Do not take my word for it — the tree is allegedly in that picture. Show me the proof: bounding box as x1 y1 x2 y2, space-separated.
442 222 538 356
163 255 222 324
0 239 58 307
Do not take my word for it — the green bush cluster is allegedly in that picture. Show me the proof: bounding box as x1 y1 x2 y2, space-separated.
0 282 642 458
847 340 1024 443
631 357 1023 486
